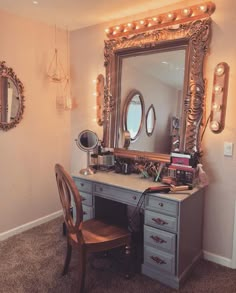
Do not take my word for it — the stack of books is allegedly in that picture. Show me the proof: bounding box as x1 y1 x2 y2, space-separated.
168 152 197 186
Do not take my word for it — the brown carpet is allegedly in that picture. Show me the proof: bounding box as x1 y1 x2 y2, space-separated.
0 217 236 293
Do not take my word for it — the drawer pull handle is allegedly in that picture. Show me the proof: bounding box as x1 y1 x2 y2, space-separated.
80 183 84 187
83 211 87 215
152 218 168 225
150 256 166 265
132 195 137 200
81 196 86 201
150 235 166 244
158 202 164 207
99 187 103 192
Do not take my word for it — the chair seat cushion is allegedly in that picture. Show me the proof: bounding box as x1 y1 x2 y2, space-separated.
70 219 131 252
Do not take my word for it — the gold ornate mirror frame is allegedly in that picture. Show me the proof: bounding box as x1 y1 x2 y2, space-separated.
103 16 212 161
0 61 25 131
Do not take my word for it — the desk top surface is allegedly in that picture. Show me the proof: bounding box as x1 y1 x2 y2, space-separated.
72 171 201 202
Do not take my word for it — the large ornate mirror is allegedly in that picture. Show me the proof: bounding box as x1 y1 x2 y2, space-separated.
103 18 212 161
0 61 25 131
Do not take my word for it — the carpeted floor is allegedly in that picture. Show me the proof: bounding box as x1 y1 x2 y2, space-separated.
1 217 236 293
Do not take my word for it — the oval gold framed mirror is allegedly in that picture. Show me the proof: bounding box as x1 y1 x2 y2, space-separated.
123 89 145 142
0 61 25 131
146 104 156 137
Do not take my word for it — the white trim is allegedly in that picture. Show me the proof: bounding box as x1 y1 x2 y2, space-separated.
203 250 232 268
232 200 236 268
0 210 63 241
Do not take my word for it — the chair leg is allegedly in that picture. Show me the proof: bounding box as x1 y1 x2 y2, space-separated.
62 239 72 276
77 246 86 293
124 244 132 279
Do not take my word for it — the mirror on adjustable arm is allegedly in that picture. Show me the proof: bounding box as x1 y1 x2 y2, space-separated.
103 2 215 163
75 130 99 175
0 61 25 131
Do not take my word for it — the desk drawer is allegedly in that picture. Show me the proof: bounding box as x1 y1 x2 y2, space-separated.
145 210 177 233
94 183 141 207
144 246 175 275
145 195 178 217
144 225 176 254
82 205 94 221
74 178 92 193
80 191 93 207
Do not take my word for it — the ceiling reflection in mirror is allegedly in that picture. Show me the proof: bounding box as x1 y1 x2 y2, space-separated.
119 49 185 154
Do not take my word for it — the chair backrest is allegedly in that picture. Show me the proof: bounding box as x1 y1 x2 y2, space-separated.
55 164 83 234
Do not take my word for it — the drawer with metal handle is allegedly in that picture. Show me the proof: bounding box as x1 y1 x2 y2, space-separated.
73 178 92 193
82 205 94 221
80 191 93 206
145 210 177 233
145 195 178 217
144 225 176 254
94 183 141 207
144 246 175 275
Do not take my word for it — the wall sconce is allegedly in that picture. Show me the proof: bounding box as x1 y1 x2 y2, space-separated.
210 62 229 133
95 74 104 126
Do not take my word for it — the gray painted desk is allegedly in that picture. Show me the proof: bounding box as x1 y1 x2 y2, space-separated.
72 171 204 289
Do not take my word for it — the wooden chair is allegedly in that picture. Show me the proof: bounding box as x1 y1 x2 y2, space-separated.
55 164 132 292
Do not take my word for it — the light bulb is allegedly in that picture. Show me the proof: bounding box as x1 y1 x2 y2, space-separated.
214 85 222 94
210 121 220 132
182 8 192 17
167 12 176 21
199 4 208 13
215 64 225 76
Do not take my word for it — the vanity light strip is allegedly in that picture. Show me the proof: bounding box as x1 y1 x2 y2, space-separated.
105 1 215 38
210 62 229 133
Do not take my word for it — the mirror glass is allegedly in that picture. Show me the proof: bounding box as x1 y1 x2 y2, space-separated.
123 90 144 141
146 104 156 137
0 61 25 131
77 130 98 151
120 49 185 154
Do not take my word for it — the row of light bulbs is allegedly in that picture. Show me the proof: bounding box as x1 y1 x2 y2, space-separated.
105 2 215 38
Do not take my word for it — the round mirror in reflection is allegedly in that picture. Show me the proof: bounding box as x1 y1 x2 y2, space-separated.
123 90 144 141
146 104 156 137
0 61 25 131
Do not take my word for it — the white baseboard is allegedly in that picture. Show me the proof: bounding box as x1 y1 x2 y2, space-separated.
203 250 232 268
0 210 63 241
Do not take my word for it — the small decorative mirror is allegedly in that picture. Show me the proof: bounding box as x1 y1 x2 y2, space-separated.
123 90 144 142
146 104 156 137
0 61 25 131
75 130 98 175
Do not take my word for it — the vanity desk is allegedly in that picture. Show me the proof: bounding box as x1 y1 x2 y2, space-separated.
72 171 204 289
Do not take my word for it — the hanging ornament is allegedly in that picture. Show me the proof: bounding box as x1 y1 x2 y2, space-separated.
47 25 66 83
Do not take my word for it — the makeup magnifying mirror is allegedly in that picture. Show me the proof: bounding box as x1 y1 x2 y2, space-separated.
75 129 98 175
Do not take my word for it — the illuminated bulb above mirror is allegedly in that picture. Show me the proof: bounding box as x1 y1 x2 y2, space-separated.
105 1 215 38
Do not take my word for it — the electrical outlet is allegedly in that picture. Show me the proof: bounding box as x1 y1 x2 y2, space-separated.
224 142 233 157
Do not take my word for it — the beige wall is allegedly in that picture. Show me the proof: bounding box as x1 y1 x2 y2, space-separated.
0 10 71 233
70 0 236 261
